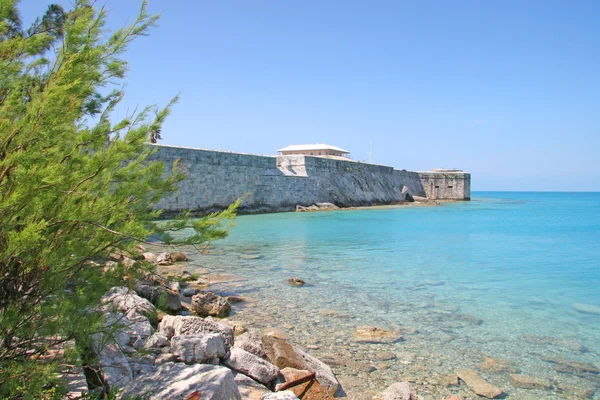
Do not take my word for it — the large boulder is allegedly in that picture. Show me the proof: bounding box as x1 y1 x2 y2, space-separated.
119 362 241 400
235 332 269 360
261 334 339 396
102 312 153 352
373 382 416 400
233 371 271 399
90 333 133 390
135 283 181 312
224 347 280 385
171 334 228 364
101 286 156 320
128 354 157 378
158 315 234 347
191 292 231 318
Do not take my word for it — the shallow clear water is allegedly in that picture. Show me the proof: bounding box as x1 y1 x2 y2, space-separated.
181 192 600 399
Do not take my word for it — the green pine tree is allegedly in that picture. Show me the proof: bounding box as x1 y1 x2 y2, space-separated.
0 1 238 397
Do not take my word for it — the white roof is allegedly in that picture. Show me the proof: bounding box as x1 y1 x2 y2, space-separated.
278 144 350 153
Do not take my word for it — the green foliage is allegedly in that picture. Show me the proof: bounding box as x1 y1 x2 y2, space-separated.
0 1 238 397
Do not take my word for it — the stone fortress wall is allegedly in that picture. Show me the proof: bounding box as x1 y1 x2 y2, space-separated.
150 144 470 215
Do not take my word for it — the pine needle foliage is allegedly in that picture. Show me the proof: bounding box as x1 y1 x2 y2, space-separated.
0 1 238 397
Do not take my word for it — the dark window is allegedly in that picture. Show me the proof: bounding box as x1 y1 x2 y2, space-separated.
448 185 453 188
435 185 440 189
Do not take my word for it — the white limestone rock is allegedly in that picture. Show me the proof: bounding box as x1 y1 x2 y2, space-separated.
171 334 227 364
156 252 173 266
232 371 271 399
224 347 280 385
261 391 300 400
101 286 156 319
128 355 157 378
119 362 241 400
143 333 170 352
90 333 132 390
235 332 269 360
158 315 234 347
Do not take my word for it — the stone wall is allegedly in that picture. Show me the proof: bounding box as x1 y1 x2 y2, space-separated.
150 145 470 215
418 171 471 200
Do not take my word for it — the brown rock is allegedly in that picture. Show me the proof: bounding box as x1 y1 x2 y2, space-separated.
456 368 504 399
170 252 189 262
478 356 512 373
543 357 599 375
443 397 461 400
557 382 596 399
262 327 288 340
288 277 305 286
355 326 403 344
439 373 459 387
261 335 339 396
523 335 585 353
509 374 552 390
278 367 333 400
191 292 231 318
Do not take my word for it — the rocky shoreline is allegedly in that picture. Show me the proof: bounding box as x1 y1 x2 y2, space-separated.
72 249 600 400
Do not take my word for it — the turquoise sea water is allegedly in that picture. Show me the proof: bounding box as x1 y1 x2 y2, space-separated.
184 192 600 399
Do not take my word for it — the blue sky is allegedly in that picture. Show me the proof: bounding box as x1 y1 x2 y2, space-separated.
21 1 600 191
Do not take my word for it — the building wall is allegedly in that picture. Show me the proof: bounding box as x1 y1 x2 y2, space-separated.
150 145 470 216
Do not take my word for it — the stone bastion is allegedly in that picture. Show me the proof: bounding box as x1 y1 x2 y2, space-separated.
149 144 470 215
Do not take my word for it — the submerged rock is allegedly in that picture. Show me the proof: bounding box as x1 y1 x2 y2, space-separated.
477 356 513 373
191 291 231 318
542 357 599 375
573 303 600 315
355 326 403 344
509 374 552 390
372 381 416 400
456 368 504 399
522 334 585 353
119 362 240 400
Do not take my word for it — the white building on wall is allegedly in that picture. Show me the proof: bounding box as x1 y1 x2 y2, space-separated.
277 144 350 158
